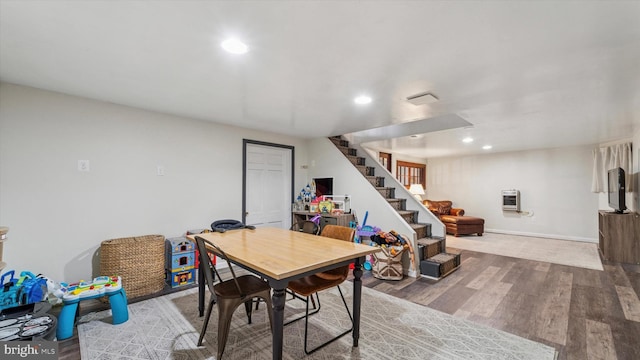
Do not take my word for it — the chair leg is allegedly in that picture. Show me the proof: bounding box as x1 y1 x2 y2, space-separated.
244 299 253 324
217 299 239 360
302 286 354 355
197 298 215 346
284 292 322 326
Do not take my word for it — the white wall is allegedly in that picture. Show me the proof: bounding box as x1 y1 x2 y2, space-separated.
427 145 599 242
0 83 309 282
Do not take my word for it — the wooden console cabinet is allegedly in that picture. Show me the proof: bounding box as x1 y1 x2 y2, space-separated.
292 211 355 232
598 211 640 264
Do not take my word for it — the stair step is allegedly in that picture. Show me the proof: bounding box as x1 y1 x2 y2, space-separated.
376 187 395 199
355 165 376 177
397 210 417 223
346 155 366 166
411 223 431 239
337 146 358 156
386 198 406 211
365 176 385 187
417 238 444 259
329 136 349 148
420 252 461 280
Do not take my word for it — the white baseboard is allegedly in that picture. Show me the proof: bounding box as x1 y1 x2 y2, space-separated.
484 228 598 243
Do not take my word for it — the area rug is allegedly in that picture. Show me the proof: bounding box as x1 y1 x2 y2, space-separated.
78 286 557 359
447 232 603 271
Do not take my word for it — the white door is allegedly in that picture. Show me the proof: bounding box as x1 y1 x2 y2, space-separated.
244 141 293 229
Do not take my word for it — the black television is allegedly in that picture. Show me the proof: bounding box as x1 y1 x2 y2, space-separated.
607 167 626 214
313 177 333 198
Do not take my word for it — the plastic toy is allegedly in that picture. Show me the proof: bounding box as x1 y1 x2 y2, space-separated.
0 270 48 311
165 237 196 288
56 275 128 340
357 211 381 237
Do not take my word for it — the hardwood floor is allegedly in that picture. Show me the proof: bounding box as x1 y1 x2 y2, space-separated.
352 249 640 360
55 251 640 359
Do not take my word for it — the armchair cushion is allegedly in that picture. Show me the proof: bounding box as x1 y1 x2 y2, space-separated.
423 200 464 217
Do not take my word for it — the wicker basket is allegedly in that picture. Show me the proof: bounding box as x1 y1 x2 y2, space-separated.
100 234 166 299
371 246 405 280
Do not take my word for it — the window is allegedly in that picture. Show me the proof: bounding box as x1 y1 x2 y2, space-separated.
379 152 392 172
396 161 426 189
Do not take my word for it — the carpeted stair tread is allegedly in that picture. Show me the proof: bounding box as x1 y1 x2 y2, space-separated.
428 253 457 263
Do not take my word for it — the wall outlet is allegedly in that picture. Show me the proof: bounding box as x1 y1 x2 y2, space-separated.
78 160 90 172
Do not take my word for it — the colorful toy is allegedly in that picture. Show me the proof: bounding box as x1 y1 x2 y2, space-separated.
0 270 48 311
357 211 381 237
165 237 196 288
56 275 128 340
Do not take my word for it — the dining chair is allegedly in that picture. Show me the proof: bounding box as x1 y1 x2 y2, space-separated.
194 236 274 359
285 225 355 354
290 220 320 235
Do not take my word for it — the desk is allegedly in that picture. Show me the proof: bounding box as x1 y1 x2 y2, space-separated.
187 227 378 360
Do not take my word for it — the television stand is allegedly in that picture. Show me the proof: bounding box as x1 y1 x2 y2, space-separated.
598 211 640 264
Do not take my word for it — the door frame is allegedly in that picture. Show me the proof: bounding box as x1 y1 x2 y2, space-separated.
242 139 295 225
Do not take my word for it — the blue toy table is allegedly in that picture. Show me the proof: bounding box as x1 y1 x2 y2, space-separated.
56 276 128 340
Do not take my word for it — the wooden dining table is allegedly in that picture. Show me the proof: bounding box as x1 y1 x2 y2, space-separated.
187 227 379 360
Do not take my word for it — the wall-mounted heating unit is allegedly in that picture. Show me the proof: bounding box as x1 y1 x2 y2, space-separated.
502 190 520 211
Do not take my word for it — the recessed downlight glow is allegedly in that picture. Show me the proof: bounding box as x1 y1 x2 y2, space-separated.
221 38 248 54
354 95 372 105
482 145 493 150
462 137 474 143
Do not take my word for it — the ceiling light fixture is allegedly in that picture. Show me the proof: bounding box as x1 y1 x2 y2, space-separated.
462 137 474 143
482 145 493 150
354 95 372 105
221 38 249 54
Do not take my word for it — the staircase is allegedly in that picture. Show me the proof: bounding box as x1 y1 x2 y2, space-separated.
329 136 460 280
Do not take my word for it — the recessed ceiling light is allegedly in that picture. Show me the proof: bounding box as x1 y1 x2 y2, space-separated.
482 145 493 150
221 38 248 54
462 137 474 143
354 95 372 105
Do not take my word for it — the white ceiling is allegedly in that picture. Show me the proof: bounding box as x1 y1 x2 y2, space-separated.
1 1 639 158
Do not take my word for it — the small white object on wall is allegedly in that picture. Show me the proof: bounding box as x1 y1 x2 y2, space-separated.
502 189 520 212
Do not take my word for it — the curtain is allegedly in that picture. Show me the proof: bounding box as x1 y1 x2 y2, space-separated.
591 142 633 193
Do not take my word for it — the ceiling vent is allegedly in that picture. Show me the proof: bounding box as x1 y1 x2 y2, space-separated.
406 92 438 106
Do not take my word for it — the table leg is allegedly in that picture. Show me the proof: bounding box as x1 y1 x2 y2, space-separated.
198 261 205 317
352 256 363 347
271 286 286 360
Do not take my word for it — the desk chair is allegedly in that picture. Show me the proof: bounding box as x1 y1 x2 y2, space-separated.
285 225 355 354
194 236 274 359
